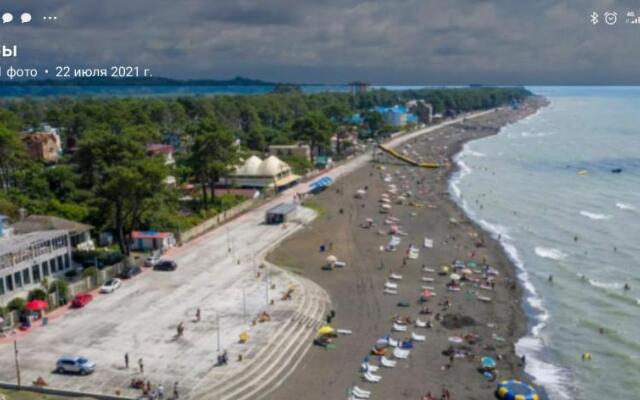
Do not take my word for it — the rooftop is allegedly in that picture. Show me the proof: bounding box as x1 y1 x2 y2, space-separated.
12 215 93 236
0 230 69 256
266 202 297 215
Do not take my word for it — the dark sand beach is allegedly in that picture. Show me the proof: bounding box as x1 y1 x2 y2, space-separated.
267 98 546 400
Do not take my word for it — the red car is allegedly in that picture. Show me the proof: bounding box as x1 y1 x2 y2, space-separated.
71 293 93 308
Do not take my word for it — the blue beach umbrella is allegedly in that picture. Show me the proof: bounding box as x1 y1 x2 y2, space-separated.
496 380 539 400
481 356 496 369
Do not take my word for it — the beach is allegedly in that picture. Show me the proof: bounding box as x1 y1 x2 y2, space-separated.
266 97 546 400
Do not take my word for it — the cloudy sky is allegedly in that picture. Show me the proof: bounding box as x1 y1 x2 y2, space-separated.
2 0 640 84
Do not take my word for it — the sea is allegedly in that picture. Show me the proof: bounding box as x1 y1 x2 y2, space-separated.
450 87 640 400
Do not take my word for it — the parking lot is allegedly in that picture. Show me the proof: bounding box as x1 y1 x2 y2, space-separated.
0 206 315 398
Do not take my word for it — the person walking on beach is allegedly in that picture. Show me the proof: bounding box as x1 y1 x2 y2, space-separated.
173 381 179 399
138 358 144 374
124 352 129 369
195 308 201 322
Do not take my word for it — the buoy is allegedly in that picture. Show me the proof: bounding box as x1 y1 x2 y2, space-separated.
582 352 592 361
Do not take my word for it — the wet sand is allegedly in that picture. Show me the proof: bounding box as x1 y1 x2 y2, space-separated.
267 98 546 400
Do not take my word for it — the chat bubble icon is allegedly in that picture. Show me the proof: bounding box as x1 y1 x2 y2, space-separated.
20 13 31 24
2 13 13 24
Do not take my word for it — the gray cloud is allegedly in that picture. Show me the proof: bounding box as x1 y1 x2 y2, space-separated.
1 0 640 84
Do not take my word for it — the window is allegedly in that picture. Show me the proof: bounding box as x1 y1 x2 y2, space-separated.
65 254 70 269
58 256 64 271
50 258 57 273
14 271 22 288
23 268 31 285
32 264 41 282
6 275 13 291
0 278 4 295
43 261 50 276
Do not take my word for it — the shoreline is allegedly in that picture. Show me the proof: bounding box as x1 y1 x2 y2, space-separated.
267 96 548 400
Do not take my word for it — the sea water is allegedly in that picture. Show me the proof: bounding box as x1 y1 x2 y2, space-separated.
450 87 640 400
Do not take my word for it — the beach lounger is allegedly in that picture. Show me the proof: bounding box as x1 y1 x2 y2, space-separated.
351 390 370 400
392 323 407 332
383 288 398 295
389 273 403 280
380 356 397 368
415 319 429 328
421 277 434 282
421 285 435 290
363 371 382 383
384 336 399 347
334 261 347 268
411 332 426 342
353 386 371 397
360 362 379 373
422 267 435 273
338 329 353 335
392 347 410 359
384 281 398 289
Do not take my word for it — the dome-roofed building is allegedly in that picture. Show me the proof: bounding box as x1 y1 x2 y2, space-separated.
221 155 300 191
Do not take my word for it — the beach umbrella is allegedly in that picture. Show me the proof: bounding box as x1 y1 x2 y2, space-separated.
496 380 539 400
481 356 497 370
450 273 461 281
440 265 450 274
461 268 473 275
25 299 48 312
421 289 435 298
239 331 250 343
326 255 337 264
318 325 335 335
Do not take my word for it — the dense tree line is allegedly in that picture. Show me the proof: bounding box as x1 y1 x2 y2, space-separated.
0 87 530 254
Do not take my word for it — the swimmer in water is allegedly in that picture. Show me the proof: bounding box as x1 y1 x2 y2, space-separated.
548 275 553 283
624 283 630 291
574 235 578 242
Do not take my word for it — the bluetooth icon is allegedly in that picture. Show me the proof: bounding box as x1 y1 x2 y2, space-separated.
590 11 599 24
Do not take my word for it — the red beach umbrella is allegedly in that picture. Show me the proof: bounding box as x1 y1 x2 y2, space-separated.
25 299 48 311
421 290 435 298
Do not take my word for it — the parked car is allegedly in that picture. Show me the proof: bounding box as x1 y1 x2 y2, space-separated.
99 278 122 293
119 266 142 279
144 256 160 268
71 293 93 308
55 356 95 375
153 260 177 271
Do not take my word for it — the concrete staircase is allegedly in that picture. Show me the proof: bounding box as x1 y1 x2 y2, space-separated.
189 273 330 400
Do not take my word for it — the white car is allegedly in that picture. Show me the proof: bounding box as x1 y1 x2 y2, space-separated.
144 256 160 267
100 278 122 293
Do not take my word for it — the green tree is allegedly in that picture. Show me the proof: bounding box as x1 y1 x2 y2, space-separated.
27 288 48 301
291 112 333 160
186 118 240 209
0 125 27 190
75 129 167 254
7 298 26 313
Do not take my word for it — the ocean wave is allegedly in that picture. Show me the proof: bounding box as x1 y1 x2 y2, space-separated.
589 279 625 290
478 219 513 241
616 202 636 211
579 210 612 220
534 246 567 261
465 149 486 157
515 336 575 400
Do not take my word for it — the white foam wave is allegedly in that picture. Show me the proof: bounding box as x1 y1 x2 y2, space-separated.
478 219 513 241
534 246 567 261
516 336 574 400
579 210 612 220
466 149 486 157
616 202 636 211
589 279 625 290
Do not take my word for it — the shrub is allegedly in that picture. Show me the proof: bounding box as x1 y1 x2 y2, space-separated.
7 298 26 313
49 279 70 305
82 266 98 279
27 288 47 301
0 306 6 318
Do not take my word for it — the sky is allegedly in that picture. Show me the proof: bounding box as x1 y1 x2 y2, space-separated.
2 0 640 85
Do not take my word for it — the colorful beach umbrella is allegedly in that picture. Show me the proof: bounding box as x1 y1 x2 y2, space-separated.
440 265 450 274
450 273 461 281
496 380 539 400
461 268 473 275
481 356 497 369
25 299 48 312
421 289 435 298
318 325 335 335
326 255 337 264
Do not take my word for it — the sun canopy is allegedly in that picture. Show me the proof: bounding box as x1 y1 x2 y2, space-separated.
481 356 497 369
496 380 539 400
318 325 335 335
25 299 48 311
308 176 333 191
